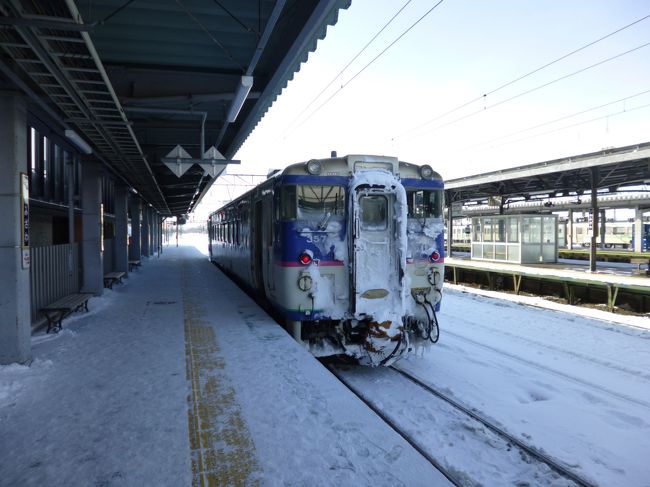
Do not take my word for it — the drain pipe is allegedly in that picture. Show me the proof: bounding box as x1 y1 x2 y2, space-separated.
123 107 207 155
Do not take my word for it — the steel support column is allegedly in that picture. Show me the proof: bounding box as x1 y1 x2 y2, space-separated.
589 167 599 272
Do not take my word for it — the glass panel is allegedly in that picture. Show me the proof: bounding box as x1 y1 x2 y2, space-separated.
297 185 345 218
507 217 519 243
495 244 507 260
471 243 482 258
508 245 520 262
54 144 62 203
523 217 542 243
281 186 296 220
360 195 387 230
543 217 556 244
496 218 506 242
483 218 493 242
472 218 481 242
30 127 41 197
43 136 50 200
407 190 443 218
483 244 494 259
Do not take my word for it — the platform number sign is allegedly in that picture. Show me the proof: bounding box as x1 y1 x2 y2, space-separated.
20 172 30 269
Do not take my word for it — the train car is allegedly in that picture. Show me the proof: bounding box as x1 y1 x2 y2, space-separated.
569 220 650 250
208 154 444 366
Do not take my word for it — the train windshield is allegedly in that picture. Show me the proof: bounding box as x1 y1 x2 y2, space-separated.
406 189 443 218
281 185 346 220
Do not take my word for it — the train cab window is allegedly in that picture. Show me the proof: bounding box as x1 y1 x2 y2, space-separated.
407 190 443 218
297 185 345 218
282 185 346 220
360 195 387 230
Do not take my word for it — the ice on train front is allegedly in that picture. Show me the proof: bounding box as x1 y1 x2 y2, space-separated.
283 155 444 366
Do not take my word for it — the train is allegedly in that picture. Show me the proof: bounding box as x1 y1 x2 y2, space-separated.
450 219 650 250
208 154 444 366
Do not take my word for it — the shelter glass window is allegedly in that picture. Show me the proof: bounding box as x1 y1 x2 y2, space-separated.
507 218 519 243
482 218 493 242
496 218 506 243
523 217 542 243
472 218 481 242
543 217 555 244
297 185 345 218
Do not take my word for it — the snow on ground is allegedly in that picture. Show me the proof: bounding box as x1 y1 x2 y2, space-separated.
2 234 649 485
398 287 650 486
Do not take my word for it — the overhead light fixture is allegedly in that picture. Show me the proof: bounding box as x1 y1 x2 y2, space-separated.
226 75 253 123
65 129 93 155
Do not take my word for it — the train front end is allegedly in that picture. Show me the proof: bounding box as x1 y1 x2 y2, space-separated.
276 155 444 366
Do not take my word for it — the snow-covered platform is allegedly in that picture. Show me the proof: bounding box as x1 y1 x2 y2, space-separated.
0 245 450 486
446 255 650 312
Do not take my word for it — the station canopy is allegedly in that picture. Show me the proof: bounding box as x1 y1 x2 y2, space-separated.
446 142 650 208
0 0 350 216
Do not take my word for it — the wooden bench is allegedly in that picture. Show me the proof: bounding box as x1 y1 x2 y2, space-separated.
40 293 93 333
103 271 126 289
630 257 650 276
128 260 141 272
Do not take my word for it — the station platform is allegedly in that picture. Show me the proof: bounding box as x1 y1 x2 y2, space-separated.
445 255 650 313
0 245 450 486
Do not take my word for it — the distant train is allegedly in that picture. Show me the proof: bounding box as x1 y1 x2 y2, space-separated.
449 219 650 250
208 154 444 366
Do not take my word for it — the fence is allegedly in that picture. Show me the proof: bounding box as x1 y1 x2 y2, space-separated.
30 243 80 324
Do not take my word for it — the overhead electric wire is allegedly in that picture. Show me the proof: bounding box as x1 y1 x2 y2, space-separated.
469 89 650 149
286 0 445 136
393 12 650 140
494 100 650 148
406 40 650 140
285 0 413 134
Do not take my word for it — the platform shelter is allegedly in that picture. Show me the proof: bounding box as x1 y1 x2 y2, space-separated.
471 214 558 264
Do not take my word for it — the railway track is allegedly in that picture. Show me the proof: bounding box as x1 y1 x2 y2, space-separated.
390 366 595 487
326 364 462 486
328 363 596 487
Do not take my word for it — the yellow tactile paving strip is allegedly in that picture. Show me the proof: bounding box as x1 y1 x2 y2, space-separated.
182 263 260 486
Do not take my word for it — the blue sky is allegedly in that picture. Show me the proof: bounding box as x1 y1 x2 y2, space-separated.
199 0 650 212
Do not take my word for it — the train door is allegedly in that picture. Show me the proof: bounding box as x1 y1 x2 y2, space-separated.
253 200 264 295
351 187 403 318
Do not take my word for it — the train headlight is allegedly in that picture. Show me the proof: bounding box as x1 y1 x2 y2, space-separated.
298 274 313 292
298 250 313 265
419 165 434 179
305 159 322 175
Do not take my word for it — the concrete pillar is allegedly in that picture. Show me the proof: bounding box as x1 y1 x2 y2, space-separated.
567 209 574 250
142 206 150 256
0 93 31 364
129 196 141 260
114 185 129 273
81 159 103 295
634 207 643 253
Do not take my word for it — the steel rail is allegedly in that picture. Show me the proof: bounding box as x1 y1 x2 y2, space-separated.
326 365 462 486
391 366 596 487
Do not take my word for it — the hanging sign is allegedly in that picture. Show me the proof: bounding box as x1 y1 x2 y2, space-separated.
20 173 30 269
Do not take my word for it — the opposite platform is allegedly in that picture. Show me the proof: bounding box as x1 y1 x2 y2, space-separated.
0 244 450 486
